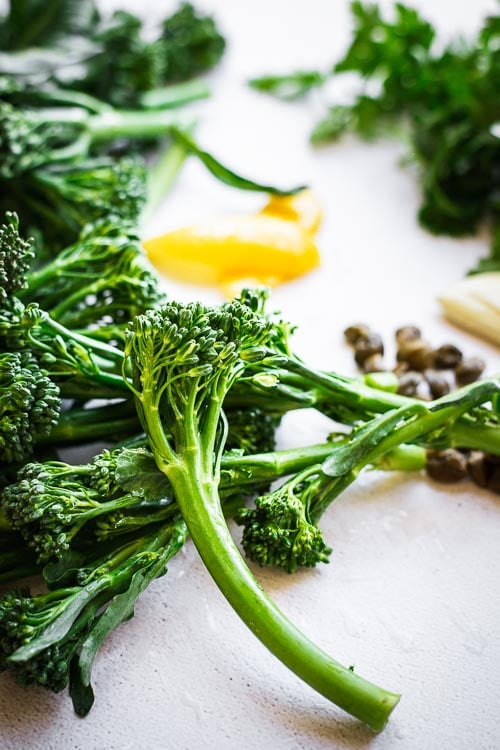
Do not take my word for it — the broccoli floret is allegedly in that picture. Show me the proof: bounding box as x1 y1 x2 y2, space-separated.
5 157 148 252
237 467 332 573
1 458 154 563
0 351 60 464
225 407 280 455
0 101 60 178
0 211 34 300
0 519 188 713
0 298 127 400
0 587 84 691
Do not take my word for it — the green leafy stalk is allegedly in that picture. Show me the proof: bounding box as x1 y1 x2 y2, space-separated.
125 300 400 732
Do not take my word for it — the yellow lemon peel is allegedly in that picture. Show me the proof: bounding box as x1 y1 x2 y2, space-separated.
143 189 322 294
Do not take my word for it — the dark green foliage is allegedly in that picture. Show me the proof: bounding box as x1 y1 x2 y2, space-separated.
249 70 327 101
159 2 226 83
0 352 60 464
0 1 225 107
79 11 166 108
251 2 500 268
0 0 97 51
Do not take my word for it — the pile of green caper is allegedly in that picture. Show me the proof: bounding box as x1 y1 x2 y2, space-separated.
344 323 500 494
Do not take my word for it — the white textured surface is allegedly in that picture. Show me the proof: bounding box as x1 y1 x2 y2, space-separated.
2 1 500 748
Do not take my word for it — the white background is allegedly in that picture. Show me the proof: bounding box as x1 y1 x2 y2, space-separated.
1 1 500 748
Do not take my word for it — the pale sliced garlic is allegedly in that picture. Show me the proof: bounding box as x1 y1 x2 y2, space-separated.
438 272 500 347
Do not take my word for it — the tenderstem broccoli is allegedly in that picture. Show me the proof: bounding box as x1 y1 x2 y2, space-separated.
238 379 500 572
0 518 187 715
124 299 401 731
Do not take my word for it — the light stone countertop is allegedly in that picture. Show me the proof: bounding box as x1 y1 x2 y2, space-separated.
1 1 500 748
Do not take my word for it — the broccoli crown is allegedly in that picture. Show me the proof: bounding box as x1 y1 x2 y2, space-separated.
160 2 226 82
88 449 121 496
0 587 72 662
0 586 83 692
225 407 280 455
33 157 148 233
0 352 60 464
0 211 34 300
237 469 332 573
2 461 102 562
0 102 47 178
235 287 295 357
0 157 148 254
126 300 272 445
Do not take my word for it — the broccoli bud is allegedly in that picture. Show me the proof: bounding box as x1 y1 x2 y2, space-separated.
0 352 60 464
237 467 332 573
0 211 34 300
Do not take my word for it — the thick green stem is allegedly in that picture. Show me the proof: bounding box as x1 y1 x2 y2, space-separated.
89 109 195 142
141 137 191 225
45 401 138 444
141 79 211 109
159 451 399 731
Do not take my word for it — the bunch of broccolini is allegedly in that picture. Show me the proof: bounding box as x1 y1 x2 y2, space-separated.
2 1 500 736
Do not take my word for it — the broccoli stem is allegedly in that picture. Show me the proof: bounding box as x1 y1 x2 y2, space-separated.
163 453 399 731
236 367 500 455
141 138 191 225
316 378 500 517
88 109 195 142
139 366 400 734
140 79 211 110
44 402 138 445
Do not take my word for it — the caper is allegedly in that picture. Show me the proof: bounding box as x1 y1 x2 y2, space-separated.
362 352 385 373
433 344 463 369
396 340 434 371
455 356 485 386
397 370 424 396
344 324 371 345
426 449 468 483
486 465 500 495
395 325 421 346
393 361 409 376
354 333 384 367
467 451 488 488
424 371 450 399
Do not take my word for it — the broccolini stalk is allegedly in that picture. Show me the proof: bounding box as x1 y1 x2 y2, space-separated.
230 289 500 455
238 379 500 572
125 300 400 732
43 400 139 447
0 519 187 715
19 218 166 330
